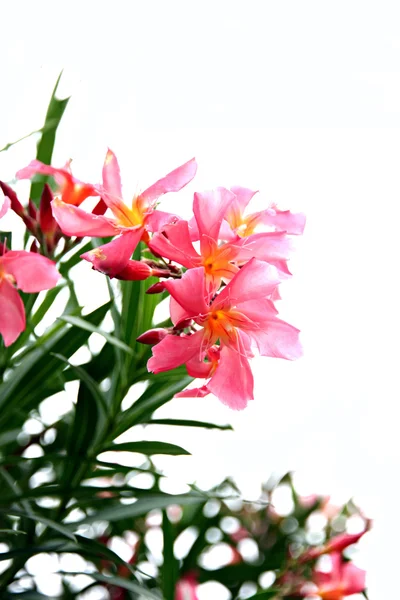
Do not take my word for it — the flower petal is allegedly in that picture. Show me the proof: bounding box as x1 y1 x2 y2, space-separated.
102 148 123 199
214 258 281 309
16 160 97 206
149 220 201 268
0 278 25 346
51 198 118 237
2 251 60 292
233 231 293 263
194 187 235 245
164 267 209 318
175 385 211 398
81 228 143 277
250 317 302 360
226 186 258 229
207 344 254 410
148 330 204 373
341 561 366 595
140 157 197 206
250 206 306 235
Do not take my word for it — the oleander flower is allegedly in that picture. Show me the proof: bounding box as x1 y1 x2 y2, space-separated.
51 149 197 277
145 258 302 409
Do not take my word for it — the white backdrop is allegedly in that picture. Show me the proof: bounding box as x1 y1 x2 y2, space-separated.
2 2 400 598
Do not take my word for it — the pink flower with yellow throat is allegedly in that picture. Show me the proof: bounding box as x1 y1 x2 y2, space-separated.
145 258 302 409
50 149 197 277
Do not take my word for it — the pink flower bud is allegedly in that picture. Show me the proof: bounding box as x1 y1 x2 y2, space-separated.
39 184 57 234
114 260 152 281
137 328 169 345
146 281 166 294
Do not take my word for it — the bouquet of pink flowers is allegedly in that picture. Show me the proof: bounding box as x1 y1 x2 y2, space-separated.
0 75 368 599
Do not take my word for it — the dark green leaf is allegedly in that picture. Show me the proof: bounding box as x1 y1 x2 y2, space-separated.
161 511 178 600
30 71 70 204
147 418 232 431
1 508 77 542
103 441 190 456
85 573 161 599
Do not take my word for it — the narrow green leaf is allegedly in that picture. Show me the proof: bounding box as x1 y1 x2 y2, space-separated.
162 511 178 600
30 71 70 204
147 418 233 431
59 315 133 354
103 441 190 456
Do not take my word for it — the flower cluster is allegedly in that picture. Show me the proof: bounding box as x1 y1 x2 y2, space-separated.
1 150 304 408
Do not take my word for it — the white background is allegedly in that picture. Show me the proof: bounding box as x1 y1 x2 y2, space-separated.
2 2 400 598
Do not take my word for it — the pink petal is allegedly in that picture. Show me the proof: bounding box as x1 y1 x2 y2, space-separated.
140 157 197 206
225 186 258 229
102 148 123 199
214 258 280 309
147 330 204 373
185 354 214 378
170 296 193 327
145 210 179 233
341 562 366 594
207 344 254 410
51 198 118 237
175 385 211 399
16 160 97 206
2 251 60 292
250 317 302 360
164 268 209 318
16 159 63 181
251 207 306 235
233 231 293 263
231 186 258 213
81 228 143 277
0 193 10 218
193 187 235 245
0 278 25 346
325 531 368 554
149 220 201 269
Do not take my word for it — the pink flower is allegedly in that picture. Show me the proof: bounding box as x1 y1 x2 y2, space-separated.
149 187 294 292
52 149 197 277
308 553 366 599
145 258 302 409
223 186 306 239
175 575 199 600
16 159 98 207
0 250 60 346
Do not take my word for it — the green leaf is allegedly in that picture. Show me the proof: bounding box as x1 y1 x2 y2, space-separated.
30 71 70 204
161 511 178 600
59 315 133 355
79 493 205 523
113 368 193 437
103 441 190 456
147 418 233 431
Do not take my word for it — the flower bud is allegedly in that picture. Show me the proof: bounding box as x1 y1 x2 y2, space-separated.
146 281 166 294
137 328 169 345
114 260 152 281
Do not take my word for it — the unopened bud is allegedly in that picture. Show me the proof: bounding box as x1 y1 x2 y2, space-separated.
39 184 57 234
114 260 152 281
137 328 169 345
146 281 166 294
